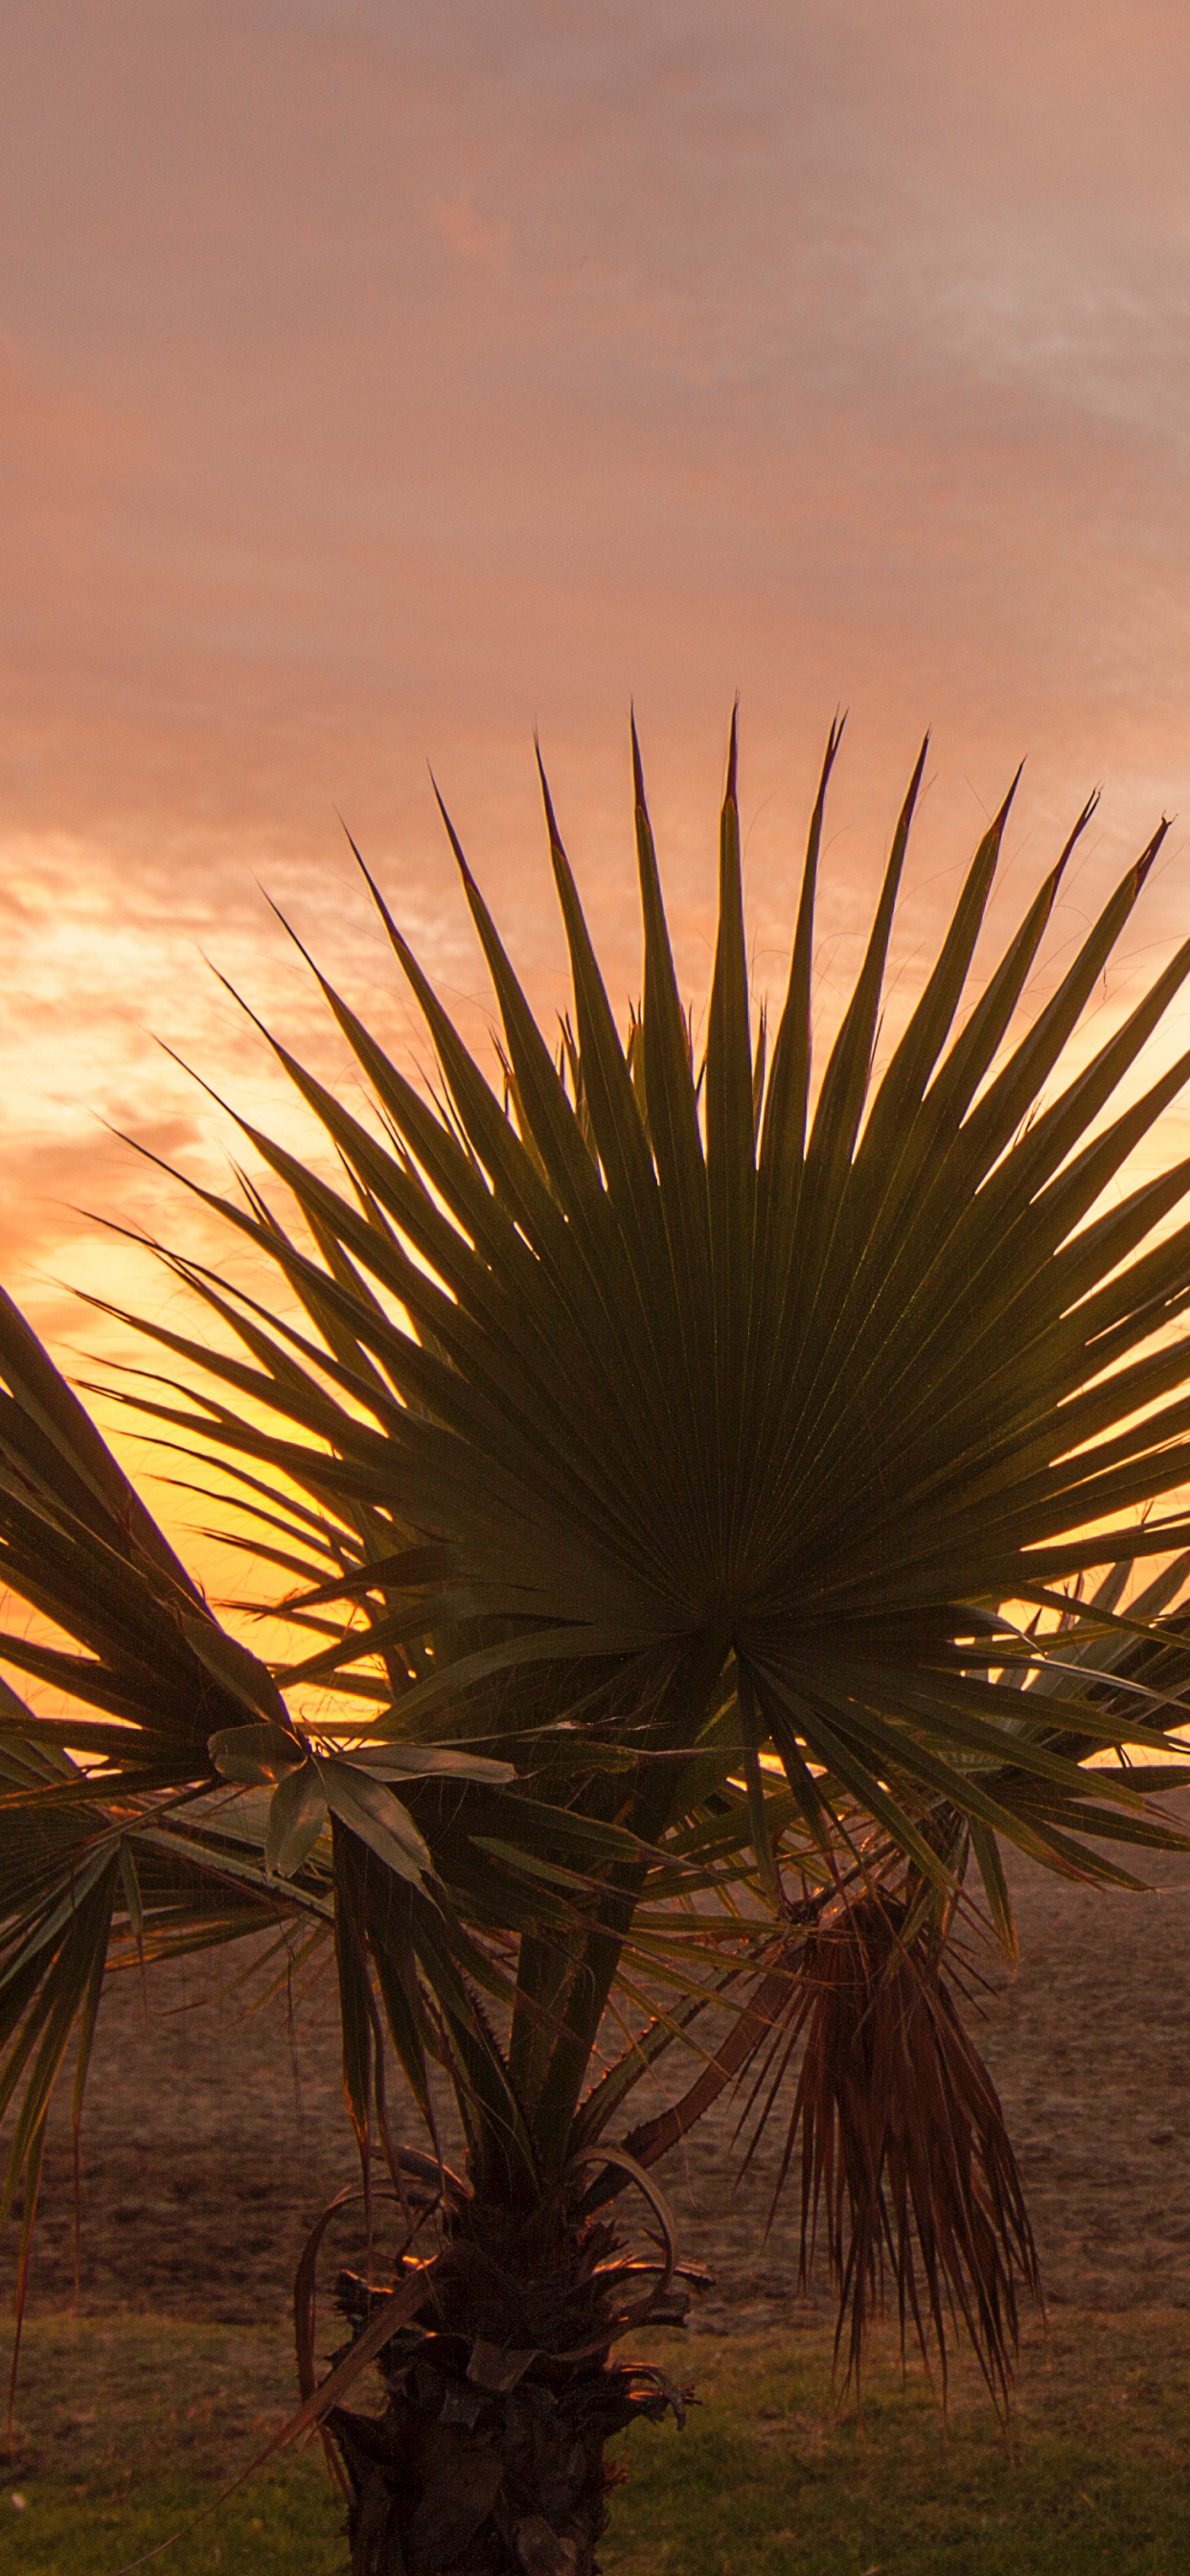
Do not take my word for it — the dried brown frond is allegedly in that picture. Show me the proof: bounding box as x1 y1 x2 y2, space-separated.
758 1894 1039 2406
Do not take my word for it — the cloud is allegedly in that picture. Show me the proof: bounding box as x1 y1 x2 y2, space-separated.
429 196 509 268
3 0 1190 1410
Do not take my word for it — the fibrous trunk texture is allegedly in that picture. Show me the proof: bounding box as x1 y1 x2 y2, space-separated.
327 2194 687 2575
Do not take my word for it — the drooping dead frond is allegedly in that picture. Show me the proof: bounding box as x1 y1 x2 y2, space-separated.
766 1897 1037 2404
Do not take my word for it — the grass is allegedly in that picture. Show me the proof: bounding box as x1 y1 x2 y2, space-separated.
0 2317 341 2572
1 2308 1189 2571
605 2310 1190 2575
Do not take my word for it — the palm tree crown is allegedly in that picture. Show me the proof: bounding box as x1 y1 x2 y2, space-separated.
3 718 1190 2570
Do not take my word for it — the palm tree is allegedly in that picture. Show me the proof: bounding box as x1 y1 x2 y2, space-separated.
3 719 1190 2575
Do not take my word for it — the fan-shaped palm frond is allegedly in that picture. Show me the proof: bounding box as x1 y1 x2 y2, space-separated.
105 719 1190 1895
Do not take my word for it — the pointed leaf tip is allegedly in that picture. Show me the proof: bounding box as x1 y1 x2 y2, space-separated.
725 701 740 807
428 771 474 888
1134 815 1173 894
816 711 846 803
535 738 565 856
995 761 1026 833
1050 790 1100 893
337 814 372 879
339 822 396 930
630 707 646 812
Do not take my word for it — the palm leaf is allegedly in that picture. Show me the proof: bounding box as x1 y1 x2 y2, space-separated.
112 724 1190 1891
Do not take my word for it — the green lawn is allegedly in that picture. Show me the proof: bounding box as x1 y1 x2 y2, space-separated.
604 2312 1190 2575
0 2309 1188 2572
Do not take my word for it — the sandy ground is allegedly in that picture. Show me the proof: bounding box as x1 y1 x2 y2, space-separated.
11 1793 1190 2334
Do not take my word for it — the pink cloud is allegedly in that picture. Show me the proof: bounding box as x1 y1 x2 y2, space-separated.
429 194 509 267
1 0 1190 1411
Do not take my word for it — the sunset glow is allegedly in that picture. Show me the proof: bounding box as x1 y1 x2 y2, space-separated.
5 1 1190 1414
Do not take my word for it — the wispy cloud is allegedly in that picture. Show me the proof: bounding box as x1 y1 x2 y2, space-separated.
3 0 1190 1379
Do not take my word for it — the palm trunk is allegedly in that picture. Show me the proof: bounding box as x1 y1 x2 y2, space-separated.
327 2192 687 2576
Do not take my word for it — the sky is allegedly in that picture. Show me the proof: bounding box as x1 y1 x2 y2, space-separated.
5 0 1190 1405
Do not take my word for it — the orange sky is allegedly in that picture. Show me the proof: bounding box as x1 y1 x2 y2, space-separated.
4 0 1190 1404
